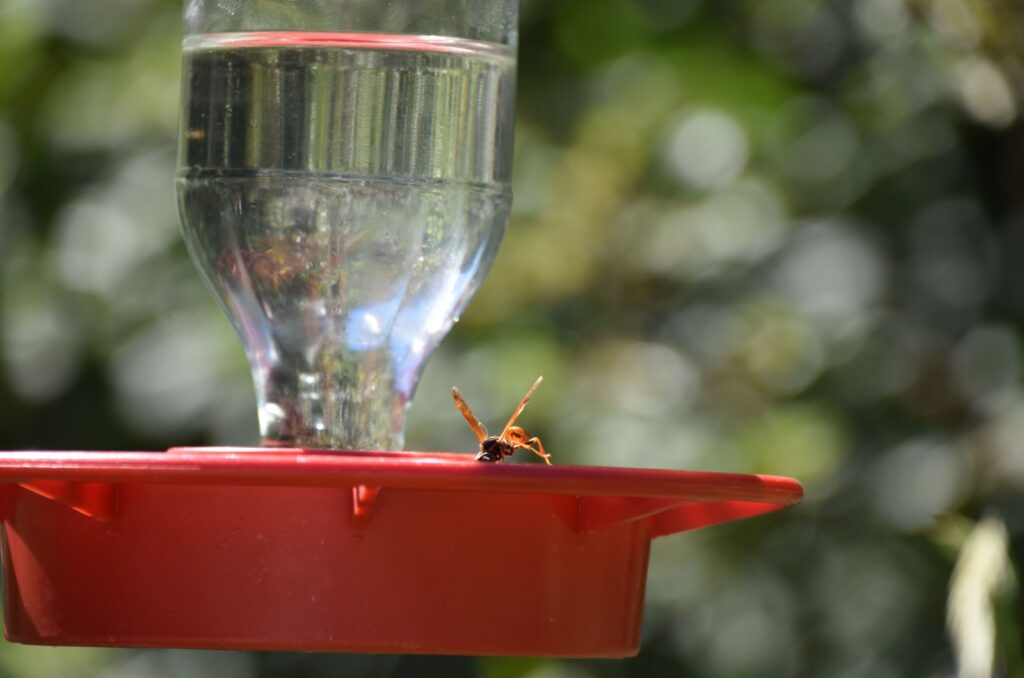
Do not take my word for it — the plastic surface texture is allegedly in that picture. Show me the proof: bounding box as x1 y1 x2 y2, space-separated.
0 449 802 657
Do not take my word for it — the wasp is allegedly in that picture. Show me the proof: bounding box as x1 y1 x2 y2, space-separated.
452 376 552 465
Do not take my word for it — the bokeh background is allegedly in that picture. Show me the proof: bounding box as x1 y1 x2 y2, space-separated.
1 0 1023 676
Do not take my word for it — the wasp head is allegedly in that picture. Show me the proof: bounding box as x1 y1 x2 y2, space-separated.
477 436 506 462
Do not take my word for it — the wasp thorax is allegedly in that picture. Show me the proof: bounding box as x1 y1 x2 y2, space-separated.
481 437 505 456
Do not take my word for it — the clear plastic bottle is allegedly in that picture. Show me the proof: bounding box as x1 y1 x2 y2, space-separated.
176 2 518 450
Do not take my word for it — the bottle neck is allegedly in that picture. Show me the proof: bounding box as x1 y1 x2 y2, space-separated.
254 348 409 451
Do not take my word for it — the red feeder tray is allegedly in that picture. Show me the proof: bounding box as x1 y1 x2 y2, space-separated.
0 449 802 657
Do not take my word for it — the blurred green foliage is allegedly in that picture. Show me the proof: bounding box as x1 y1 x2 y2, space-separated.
1 0 1024 675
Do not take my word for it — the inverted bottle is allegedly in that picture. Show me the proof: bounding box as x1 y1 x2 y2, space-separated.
176 27 516 450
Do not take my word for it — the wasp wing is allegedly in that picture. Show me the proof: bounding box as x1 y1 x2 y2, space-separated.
499 376 543 439
452 387 488 442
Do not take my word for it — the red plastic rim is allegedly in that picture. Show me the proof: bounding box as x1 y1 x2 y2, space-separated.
0 448 803 503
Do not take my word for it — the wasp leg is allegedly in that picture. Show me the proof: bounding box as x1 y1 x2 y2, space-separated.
523 437 552 465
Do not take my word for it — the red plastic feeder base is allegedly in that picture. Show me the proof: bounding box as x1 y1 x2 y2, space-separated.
0 449 802 657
